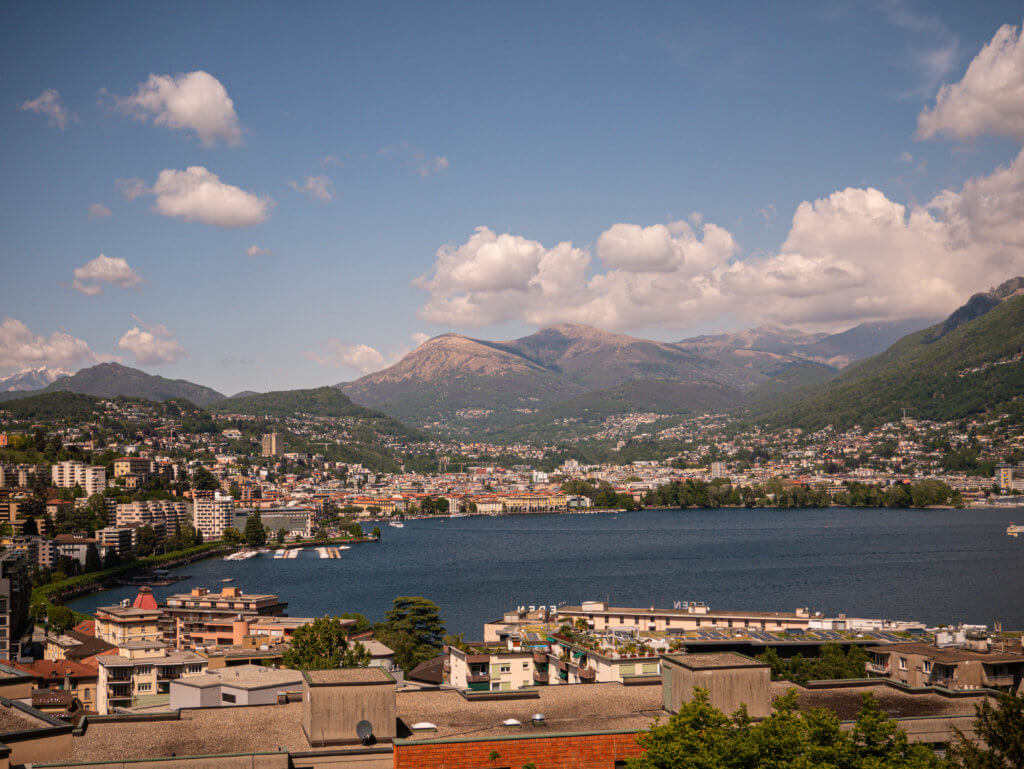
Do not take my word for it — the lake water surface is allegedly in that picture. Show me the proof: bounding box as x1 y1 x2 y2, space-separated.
68 507 1024 636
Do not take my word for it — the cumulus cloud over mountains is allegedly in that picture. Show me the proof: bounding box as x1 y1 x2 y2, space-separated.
415 21 1024 333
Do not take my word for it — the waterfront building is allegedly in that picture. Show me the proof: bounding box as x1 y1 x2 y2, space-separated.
192 492 233 541
51 461 106 496
53 534 101 568
95 526 134 556
115 500 190 531
158 586 288 650
95 588 162 646
996 463 1014 490
553 600 822 635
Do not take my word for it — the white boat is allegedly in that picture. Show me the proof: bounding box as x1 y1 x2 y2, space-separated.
389 521 404 528
1007 523 1024 537
449 513 467 518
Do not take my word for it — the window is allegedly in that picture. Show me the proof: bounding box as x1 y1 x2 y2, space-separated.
500 664 511 674
136 666 152 675
222 692 236 703
187 665 203 674
137 683 151 692
522 662 529 669
923 660 932 674
898 657 907 671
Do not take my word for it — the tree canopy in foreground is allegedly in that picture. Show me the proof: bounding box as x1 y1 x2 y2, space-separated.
626 688 940 769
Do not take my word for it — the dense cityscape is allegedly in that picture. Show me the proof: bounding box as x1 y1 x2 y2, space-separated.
5 2 1024 768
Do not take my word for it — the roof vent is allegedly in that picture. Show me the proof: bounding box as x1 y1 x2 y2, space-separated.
411 722 437 731
502 718 522 727
531 713 546 726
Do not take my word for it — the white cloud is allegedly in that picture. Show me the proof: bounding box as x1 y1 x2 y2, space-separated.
246 244 272 257
20 89 74 129
380 142 450 178
88 202 112 219
320 155 344 167
116 71 242 146
72 254 143 296
415 155 1024 332
116 178 148 201
918 21 1024 142
117 317 186 365
305 341 386 374
145 166 271 228
0 318 98 370
288 175 334 202
306 332 434 374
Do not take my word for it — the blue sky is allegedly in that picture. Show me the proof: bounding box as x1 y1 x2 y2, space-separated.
3 1 1024 394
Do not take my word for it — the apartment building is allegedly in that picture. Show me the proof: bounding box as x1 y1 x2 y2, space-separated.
0 535 58 571
866 642 1024 691
159 587 288 649
192 492 233 541
112 457 153 479
53 535 101 567
0 551 31 660
261 433 281 457
95 526 134 556
115 500 190 529
95 588 162 646
0 464 47 489
51 461 106 496
96 642 207 714
11 659 99 714
554 601 821 635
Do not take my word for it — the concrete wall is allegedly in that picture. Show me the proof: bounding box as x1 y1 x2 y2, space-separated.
38 752 289 769
303 679 396 746
4 729 73 766
662 659 771 719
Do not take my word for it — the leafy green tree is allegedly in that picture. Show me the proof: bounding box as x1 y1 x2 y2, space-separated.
371 526 381 540
47 605 76 634
222 527 244 544
348 522 363 538
338 612 371 633
276 528 286 544
134 525 160 557
191 467 220 491
627 688 939 769
282 616 369 669
948 691 1024 769
375 596 445 674
244 511 267 546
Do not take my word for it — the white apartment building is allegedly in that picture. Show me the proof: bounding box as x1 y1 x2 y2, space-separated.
116 500 191 530
51 461 106 495
192 494 234 541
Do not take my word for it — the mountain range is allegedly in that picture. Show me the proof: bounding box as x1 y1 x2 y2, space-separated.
4 280 1022 441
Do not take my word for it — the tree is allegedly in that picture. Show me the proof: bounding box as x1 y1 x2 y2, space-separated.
47 605 76 634
282 616 369 670
375 596 445 674
244 511 267 546
371 526 381 540
948 691 1024 769
191 467 220 491
134 525 160 557
84 544 102 573
348 522 363 538
222 527 244 544
626 689 939 769
276 528 286 544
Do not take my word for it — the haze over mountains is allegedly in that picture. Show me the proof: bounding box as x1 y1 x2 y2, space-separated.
4 279 1022 441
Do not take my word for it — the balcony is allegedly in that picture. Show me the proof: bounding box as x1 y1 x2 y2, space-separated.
105 670 132 682
467 672 490 684
533 650 549 664
865 662 890 675
533 669 549 684
578 667 596 681
983 673 1015 687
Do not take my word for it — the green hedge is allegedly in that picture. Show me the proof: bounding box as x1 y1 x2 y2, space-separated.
32 542 228 624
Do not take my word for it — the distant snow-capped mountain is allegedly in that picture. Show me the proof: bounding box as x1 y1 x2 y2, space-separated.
0 366 73 392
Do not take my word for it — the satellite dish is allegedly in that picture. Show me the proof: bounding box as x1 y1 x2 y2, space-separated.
356 720 374 745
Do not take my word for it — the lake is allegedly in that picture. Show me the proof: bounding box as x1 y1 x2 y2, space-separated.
68 507 1024 636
